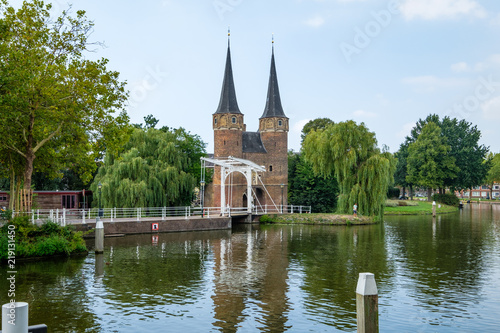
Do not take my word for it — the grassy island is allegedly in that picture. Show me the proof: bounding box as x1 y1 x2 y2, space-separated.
260 213 376 225
0 216 88 260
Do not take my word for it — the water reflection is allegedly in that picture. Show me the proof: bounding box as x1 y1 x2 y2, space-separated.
1 204 499 332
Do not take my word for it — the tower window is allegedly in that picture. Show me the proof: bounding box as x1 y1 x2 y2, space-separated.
269 165 273 172
214 118 218 125
232 116 236 124
278 120 282 126
224 140 226 146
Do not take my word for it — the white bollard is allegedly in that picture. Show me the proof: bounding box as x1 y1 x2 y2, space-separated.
356 273 379 333
2 302 29 333
95 219 104 254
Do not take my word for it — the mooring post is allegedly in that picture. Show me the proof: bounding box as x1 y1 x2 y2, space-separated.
95 218 104 254
432 201 436 217
356 272 379 333
2 302 29 333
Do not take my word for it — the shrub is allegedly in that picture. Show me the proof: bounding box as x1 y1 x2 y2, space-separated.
0 218 87 260
432 193 460 207
387 187 400 199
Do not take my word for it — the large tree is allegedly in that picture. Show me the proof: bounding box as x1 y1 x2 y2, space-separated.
406 122 459 200
401 114 488 193
91 126 207 208
0 1 130 210
303 120 396 218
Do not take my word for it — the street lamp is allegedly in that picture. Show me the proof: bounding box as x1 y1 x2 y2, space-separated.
281 183 284 214
98 182 103 218
200 180 205 217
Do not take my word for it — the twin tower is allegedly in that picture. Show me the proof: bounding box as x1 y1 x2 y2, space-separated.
207 36 289 210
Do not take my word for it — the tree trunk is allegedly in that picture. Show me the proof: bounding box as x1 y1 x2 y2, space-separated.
9 170 15 211
427 188 432 202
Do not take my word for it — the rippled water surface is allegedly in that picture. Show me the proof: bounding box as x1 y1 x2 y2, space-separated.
1 204 499 332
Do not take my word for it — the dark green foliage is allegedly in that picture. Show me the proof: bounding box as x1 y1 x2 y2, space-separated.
387 187 400 199
0 216 87 259
300 118 335 143
288 152 338 213
432 193 460 207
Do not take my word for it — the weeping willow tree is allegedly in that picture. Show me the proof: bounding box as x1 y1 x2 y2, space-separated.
303 120 396 218
91 127 205 208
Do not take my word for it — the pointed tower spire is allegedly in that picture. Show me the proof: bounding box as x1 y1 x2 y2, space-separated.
261 35 286 118
215 29 241 114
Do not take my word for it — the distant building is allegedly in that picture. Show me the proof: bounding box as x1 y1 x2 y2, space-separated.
205 36 288 210
0 190 92 210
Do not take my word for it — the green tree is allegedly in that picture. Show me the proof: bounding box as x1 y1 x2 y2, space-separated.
300 118 335 143
0 1 130 209
91 127 206 208
303 120 396 218
402 114 488 193
406 122 459 200
288 152 338 213
484 153 500 199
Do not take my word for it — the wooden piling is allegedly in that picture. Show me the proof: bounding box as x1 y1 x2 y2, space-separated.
95 219 104 254
356 272 379 333
432 201 436 217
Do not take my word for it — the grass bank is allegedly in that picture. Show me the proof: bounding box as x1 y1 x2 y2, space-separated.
260 213 376 225
384 200 458 215
0 216 88 260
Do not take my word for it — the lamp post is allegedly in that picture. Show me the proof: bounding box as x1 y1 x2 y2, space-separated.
200 180 205 217
98 182 103 218
281 183 284 214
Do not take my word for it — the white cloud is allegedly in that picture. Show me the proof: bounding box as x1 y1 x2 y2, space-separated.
481 96 500 120
402 75 469 92
352 109 377 118
292 119 312 134
304 15 326 27
451 61 469 73
473 54 500 72
400 0 486 20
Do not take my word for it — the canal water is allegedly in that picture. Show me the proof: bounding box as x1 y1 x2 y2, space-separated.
1 204 499 332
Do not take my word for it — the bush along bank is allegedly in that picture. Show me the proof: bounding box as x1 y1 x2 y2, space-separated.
259 213 376 225
0 216 88 260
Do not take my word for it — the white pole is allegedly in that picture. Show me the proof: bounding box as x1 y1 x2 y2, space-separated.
2 302 29 333
63 208 66 227
82 209 86 224
31 210 35 224
95 218 104 254
356 273 379 333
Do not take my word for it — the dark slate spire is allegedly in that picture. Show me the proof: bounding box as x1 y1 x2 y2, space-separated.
261 40 286 118
215 31 241 114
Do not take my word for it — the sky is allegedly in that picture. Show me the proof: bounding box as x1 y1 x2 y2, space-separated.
8 0 500 154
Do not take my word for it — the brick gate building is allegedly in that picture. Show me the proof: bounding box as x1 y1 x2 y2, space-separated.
205 36 289 211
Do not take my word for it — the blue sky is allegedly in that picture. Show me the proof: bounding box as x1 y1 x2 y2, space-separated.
9 0 500 154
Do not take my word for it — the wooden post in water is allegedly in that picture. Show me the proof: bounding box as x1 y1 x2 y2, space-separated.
95 218 104 254
356 272 378 333
432 201 436 217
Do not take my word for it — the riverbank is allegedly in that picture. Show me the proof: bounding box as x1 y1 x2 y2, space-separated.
384 200 458 215
260 213 375 225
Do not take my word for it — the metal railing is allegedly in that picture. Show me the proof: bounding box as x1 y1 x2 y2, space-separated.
9 205 312 226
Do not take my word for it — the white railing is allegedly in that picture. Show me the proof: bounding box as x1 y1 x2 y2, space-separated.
8 205 312 226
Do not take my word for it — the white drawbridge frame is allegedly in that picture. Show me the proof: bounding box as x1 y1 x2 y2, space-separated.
201 156 266 214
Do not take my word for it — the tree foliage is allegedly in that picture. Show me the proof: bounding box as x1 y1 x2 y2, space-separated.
406 122 459 199
0 0 130 208
399 114 488 192
303 120 396 217
288 152 338 213
300 118 335 144
484 153 500 197
91 127 207 208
